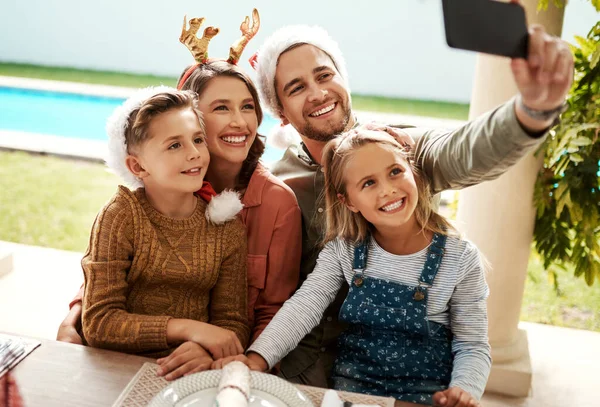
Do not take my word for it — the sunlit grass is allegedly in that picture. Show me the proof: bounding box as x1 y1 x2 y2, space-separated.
521 251 600 332
0 62 176 89
0 151 119 252
352 94 469 120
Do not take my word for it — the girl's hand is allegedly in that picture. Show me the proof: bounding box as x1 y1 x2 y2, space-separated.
211 352 268 372
432 387 479 407
188 322 244 359
156 341 213 381
211 355 251 370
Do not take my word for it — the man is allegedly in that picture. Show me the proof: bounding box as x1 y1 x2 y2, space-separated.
251 23 572 388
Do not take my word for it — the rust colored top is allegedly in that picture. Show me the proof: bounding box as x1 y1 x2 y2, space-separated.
239 163 301 343
81 186 249 357
73 164 301 346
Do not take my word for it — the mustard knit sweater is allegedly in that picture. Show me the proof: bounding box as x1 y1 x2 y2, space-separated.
81 186 249 357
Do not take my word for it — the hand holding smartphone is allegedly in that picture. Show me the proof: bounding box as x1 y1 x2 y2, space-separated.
442 0 529 59
441 0 574 131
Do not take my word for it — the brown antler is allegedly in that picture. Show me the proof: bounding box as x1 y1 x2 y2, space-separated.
179 15 220 64
227 9 260 64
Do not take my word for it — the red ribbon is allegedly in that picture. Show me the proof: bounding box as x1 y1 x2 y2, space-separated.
196 181 217 202
196 181 217 203
177 64 200 90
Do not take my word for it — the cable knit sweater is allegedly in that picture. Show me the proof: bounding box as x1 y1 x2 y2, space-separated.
81 186 250 357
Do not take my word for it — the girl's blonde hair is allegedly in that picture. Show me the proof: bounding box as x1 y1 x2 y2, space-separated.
322 129 458 244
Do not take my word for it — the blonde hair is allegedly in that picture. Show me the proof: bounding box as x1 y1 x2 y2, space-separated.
322 129 458 244
125 89 205 152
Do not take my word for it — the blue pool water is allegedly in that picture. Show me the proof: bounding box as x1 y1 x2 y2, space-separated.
0 86 283 162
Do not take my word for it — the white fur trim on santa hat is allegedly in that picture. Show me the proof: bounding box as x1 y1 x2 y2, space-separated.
267 123 302 150
255 25 349 118
105 85 177 189
206 189 244 225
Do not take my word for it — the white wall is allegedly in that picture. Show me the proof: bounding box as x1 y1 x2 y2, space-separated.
0 0 595 103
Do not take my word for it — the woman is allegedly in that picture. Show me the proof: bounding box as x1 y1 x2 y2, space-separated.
179 60 302 345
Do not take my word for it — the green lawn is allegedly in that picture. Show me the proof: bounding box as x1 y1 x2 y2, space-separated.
0 62 470 120
522 252 600 332
1 150 598 332
0 63 177 89
0 151 119 252
351 95 469 120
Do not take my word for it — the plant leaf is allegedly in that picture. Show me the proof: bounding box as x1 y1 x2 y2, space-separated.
569 136 593 147
569 153 584 163
533 14 599 287
591 43 600 69
585 262 596 286
574 36 594 57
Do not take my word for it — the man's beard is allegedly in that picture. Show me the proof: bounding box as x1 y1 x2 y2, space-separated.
300 100 352 142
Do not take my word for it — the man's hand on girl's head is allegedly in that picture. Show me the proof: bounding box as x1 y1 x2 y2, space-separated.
360 122 415 151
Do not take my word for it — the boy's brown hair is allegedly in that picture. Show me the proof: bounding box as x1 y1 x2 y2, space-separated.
125 89 205 152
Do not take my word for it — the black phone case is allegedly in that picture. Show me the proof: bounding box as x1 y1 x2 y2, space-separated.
442 0 528 59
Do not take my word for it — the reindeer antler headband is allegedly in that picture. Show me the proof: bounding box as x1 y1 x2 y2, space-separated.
177 9 260 90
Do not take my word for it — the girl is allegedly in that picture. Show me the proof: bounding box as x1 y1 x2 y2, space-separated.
235 129 491 407
80 87 250 359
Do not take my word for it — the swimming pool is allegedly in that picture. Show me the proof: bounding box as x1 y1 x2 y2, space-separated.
0 86 284 163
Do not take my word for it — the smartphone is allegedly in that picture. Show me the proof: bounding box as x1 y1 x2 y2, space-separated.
442 0 529 59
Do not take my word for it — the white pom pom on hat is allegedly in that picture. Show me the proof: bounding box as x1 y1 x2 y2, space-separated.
266 123 302 150
206 189 244 225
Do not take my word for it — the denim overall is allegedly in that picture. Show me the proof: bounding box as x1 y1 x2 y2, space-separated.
333 234 453 405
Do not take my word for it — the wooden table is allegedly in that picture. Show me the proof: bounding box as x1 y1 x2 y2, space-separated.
9 335 153 407
7 334 421 407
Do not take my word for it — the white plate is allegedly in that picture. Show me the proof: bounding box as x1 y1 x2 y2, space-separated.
148 370 315 407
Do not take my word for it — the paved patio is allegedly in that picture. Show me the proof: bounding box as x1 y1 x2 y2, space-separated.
0 240 598 406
